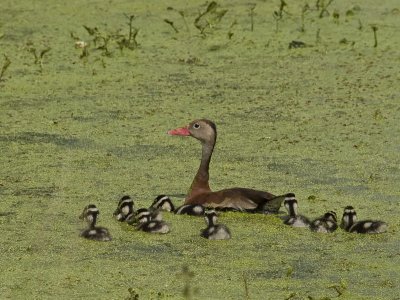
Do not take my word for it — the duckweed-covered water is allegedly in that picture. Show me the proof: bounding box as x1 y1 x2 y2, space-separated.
1 0 399 299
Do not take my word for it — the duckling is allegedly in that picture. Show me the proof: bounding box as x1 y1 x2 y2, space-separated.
175 204 205 216
310 211 338 233
282 194 310 228
150 195 175 212
134 208 162 223
79 204 98 224
341 206 388 234
136 209 170 234
79 206 112 241
200 210 231 240
113 195 135 222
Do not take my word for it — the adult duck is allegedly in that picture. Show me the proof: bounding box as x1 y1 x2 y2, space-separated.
168 119 287 212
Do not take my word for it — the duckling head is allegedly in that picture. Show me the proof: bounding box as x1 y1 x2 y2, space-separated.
151 195 175 212
204 210 218 226
283 194 298 217
114 195 135 221
341 206 357 230
324 211 337 223
80 204 99 225
136 208 152 223
86 206 99 227
119 195 134 214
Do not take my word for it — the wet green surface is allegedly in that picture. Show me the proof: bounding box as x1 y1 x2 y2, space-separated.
1 0 399 299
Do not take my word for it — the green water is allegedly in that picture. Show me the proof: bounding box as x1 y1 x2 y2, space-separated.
1 0 399 299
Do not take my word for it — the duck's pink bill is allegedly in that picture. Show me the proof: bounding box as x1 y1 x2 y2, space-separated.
168 127 190 136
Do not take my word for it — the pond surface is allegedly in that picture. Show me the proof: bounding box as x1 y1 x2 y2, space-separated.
0 0 399 299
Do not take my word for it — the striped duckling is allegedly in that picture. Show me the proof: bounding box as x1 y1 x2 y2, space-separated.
175 204 205 216
113 195 135 223
150 195 175 212
340 206 388 234
310 211 338 233
79 204 98 224
79 205 112 241
283 194 310 228
136 208 170 234
200 210 231 240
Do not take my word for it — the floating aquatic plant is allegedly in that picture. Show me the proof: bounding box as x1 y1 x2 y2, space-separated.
0 54 11 82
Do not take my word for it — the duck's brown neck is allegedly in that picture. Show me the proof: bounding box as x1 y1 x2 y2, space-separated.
187 138 215 200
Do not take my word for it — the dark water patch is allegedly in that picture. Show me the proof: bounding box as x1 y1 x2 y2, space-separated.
252 269 283 279
369 193 399 203
12 186 59 197
108 144 178 159
337 185 369 194
228 106 285 121
109 241 183 259
166 193 186 198
0 132 92 149
0 212 15 217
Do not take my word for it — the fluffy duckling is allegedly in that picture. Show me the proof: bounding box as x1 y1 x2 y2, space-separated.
310 211 338 233
200 210 231 240
113 195 135 223
79 204 98 224
150 195 175 212
175 204 205 216
134 208 163 222
136 209 170 234
282 194 310 228
79 205 112 241
341 206 388 234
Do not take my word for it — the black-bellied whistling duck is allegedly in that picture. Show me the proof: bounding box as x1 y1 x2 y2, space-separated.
282 194 310 228
79 205 112 241
150 195 175 212
340 206 388 234
310 211 338 233
168 119 287 212
200 210 231 240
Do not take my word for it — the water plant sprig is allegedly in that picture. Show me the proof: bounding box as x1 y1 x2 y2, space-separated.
371 25 378 47
249 3 256 32
317 0 335 18
117 14 139 51
329 279 348 297
164 19 179 33
27 45 51 72
273 0 288 33
125 288 139 300
0 54 11 82
167 7 190 34
194 2 228 35
178 266 196 300
243 273 250 299
300 4 310 32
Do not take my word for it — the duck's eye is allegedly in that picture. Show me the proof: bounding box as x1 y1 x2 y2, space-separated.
193 123 200 129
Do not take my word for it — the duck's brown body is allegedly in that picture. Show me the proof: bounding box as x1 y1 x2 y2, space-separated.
168 119 285 212
187 187 277 211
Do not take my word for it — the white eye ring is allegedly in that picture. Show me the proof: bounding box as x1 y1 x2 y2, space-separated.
193 123 200 129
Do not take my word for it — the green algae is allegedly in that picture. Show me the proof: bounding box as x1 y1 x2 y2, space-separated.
1 0 400 299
